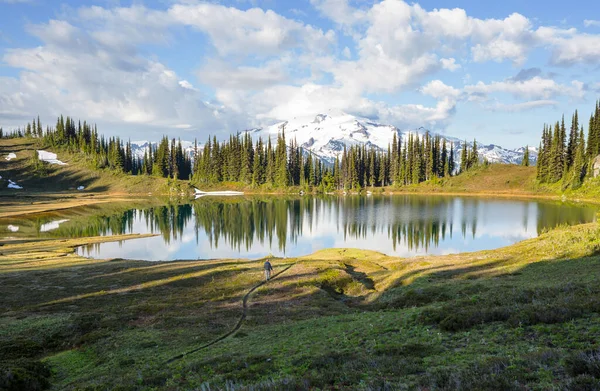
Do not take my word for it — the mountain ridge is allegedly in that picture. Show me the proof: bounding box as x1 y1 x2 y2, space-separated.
130 110 537 166
246 110 538 166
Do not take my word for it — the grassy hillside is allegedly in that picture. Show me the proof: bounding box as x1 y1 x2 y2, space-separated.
0 138 191 196
394 163 539 195
2 220 600 390
384 163 600 205
406 164 539 194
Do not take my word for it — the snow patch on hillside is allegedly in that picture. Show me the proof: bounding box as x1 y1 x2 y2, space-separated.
40 219 69 232
5 153 16 161
7 180 22 189
37 150 67 165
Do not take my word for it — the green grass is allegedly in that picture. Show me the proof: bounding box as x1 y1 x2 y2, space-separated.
0 138 191 196
392 163 540 195
2 220 600 389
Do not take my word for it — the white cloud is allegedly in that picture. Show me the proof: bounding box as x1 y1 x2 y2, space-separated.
584 20 600 28
178 80 197 91
310 0 367 27
342 46 351 58
464 77 585 101
535 27 600 66
2 0 600 140
199 58 290 91
168 3 335 57
441 58 461 71
420 80 461 100
0 19 247 137
248 82 457 131
78 5 172 49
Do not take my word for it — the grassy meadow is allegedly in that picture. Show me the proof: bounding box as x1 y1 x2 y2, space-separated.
2 220 600 390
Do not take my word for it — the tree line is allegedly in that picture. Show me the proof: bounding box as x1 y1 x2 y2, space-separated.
6 115 489 190
536 101 600 188
6 115 193 179
191 130 484 191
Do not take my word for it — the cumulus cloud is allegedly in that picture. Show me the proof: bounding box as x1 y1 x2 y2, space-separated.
1 0 600 139
310 0 367 27
0 18 247 137
420 80 461 100
168 3 335 57
441 58 461 71
536 27 600 66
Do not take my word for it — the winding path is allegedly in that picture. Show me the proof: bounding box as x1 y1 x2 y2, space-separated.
165 262 296 364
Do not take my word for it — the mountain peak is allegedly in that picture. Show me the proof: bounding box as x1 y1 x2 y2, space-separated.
247 112 537 165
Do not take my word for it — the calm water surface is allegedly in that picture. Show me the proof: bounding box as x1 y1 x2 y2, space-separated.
3 196 597 260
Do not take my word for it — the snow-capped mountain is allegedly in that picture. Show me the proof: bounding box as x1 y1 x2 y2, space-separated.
246 109 538 166
130 140 198 161
130 110 537 167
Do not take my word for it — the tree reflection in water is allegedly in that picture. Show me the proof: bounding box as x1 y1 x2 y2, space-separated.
55 196 599 258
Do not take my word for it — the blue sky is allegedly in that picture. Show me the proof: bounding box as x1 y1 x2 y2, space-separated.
1 0 599 148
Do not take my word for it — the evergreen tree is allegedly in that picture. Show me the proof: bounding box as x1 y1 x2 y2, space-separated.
460 140 468 173
448 144 455 176
275 130 289 187
252 138 265 186
36 116 42 138
469 139 478 169
522 146 529 167
566 111 579 169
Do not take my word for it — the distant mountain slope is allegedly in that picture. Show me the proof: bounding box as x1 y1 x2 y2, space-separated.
245 109 538 166
130 140 197 161
129 110 537 167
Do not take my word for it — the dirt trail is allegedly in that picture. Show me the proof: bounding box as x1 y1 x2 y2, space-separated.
165 262 297 364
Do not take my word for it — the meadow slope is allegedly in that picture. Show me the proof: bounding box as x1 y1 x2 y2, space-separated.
1 222 600 390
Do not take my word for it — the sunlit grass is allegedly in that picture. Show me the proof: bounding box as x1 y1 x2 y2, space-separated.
2 207 600 388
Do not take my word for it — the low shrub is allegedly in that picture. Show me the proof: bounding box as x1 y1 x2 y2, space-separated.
0 359 51 391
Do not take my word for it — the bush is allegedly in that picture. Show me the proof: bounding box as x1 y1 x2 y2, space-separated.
425 357 521 391
0 359 52 391
564 375 600 391
565 350 600 378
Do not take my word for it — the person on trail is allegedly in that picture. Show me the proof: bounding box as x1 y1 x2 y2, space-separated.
264 260 274 281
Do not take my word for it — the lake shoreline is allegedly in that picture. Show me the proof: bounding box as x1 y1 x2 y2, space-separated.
2 187 598 220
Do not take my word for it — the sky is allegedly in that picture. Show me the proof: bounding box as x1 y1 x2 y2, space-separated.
1 0 599 148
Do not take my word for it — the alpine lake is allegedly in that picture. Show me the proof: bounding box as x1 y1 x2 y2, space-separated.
2 195 598 261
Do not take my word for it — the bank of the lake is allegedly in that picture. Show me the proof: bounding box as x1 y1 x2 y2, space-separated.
3 195 597 261
2 203 600 389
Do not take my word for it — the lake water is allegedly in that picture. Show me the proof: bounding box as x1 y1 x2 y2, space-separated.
3 196 597 260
